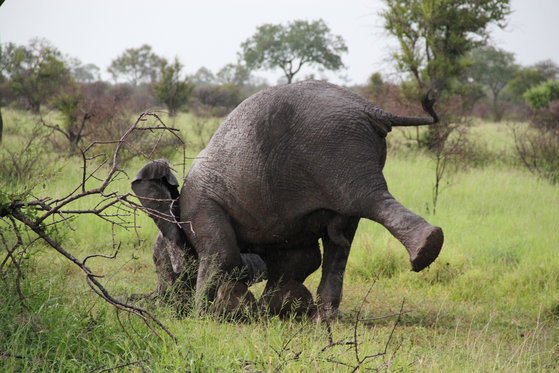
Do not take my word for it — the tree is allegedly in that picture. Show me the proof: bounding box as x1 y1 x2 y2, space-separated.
2 39 71 113
240 19 347 84
467 46 518 121
153 58 193 116
72 63 101 83
191 67 216 85
216 63 251 86
507 60 559 101
382 0 510 212
367 72 387 99
523 80 559 111
108 44 162 86
381 0 510 94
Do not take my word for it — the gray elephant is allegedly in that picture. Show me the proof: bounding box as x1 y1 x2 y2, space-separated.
131 161 267 301
134 80 443 319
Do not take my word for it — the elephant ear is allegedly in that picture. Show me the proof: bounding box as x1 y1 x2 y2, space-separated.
131 159 186 248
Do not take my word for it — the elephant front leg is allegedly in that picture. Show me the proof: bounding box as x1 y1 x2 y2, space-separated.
317 217 359 321
188 201 257 317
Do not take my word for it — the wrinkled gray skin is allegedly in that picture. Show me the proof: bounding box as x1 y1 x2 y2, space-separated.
131 161 267 299
178 80 444 318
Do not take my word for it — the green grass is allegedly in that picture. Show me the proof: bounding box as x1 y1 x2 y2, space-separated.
1 109 558 371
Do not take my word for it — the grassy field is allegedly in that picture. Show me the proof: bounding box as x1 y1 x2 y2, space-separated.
1 108 558 372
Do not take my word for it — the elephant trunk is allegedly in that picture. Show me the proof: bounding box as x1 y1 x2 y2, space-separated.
369 191 443 272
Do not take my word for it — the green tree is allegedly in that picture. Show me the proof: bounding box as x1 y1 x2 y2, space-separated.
507 60 559 101
240 19 347 84
216 63 251 86
467 46 518 121
367 72 386 99
108 44 162 86
3 39 71 113
153 58 193 116
381 0 510 93
72 62 101 83
381 0 510 211
523 80 559 111
191 67 216 85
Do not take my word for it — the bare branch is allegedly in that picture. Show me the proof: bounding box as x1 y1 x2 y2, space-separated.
1 111 188 342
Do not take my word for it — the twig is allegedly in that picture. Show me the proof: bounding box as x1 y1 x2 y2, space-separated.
91 359 148 373
1 112 188 343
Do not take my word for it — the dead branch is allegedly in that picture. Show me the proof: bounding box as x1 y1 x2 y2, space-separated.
319 280 408 372
0 112 189 342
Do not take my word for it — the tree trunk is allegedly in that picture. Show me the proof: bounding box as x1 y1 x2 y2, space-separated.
493 92 503 122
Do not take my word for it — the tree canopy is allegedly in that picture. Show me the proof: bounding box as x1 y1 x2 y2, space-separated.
108 44 162 86
153 58 193 116
240 19 347 84
381 0 511 94
467 46 518 121
523 80 559 111
508 60 559 100
1 38 71 112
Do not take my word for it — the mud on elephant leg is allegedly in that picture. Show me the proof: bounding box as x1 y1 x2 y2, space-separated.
260 242 321 318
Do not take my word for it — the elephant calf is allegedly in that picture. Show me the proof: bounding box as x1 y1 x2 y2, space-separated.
133 80 444 319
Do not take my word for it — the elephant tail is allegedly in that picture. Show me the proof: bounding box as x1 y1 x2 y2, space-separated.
389 90 439 127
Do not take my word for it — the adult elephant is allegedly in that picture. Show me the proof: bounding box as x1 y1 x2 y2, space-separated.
134 80 443 319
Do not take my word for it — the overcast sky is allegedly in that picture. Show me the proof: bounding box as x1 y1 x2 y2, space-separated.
1 0 558 85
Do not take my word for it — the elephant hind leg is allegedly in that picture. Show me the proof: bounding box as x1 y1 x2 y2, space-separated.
353 182 443 272
318 217 359 320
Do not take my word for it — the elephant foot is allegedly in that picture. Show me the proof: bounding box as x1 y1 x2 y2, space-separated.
408 226 444 272
314 302 340 323
261 280 316 319
211 281 257 320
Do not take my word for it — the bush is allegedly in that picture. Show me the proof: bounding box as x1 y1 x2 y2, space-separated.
190 84 244 117
513 99 559 185
523 80 559 111
0 120 52 186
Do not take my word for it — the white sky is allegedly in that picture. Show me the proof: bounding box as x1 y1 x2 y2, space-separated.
1 0 558 85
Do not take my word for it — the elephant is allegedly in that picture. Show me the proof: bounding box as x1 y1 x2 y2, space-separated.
131 161 268 302
133 80 443 319
133 160 338 316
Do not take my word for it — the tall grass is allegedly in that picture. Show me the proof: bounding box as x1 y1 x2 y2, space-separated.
1 110 557 371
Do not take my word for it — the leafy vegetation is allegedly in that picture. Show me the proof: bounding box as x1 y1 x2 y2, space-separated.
523 79 559 111
240 19 348 84
107 44 162 86
153 58 194 116
467 46 518 121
